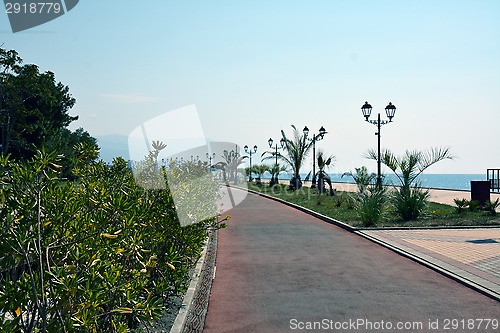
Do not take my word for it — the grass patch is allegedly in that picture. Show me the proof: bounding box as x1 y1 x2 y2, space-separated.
247 182 500 228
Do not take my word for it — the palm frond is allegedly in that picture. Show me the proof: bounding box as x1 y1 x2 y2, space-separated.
278 125 314 177
304 171 312 182
418 147 454 173
366 148 403 185
151 140 167 151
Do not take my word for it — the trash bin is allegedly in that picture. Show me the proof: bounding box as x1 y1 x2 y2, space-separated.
470 180 490 206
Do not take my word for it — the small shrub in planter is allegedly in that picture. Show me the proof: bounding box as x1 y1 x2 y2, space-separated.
357 186 387 227
468 200 481 212
454 198 469 214
484 198 500 216
334 195 344 207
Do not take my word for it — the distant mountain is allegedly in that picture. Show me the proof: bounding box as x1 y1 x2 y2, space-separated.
96 135 130 163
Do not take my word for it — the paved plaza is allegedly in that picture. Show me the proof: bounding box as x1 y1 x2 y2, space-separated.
361 228 500 300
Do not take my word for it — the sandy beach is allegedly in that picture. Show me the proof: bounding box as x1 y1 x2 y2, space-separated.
269 179 500 209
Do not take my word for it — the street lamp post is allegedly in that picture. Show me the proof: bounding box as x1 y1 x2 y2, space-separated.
267 137 286 186
206 152 215 171
303 126 327 189
361 101 397 188
244 145 258 181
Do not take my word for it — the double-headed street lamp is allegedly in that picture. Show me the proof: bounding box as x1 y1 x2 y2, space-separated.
303 126 327 189
361 101 397 188
267 137 286 186
244 145 258 181
206 152 215 170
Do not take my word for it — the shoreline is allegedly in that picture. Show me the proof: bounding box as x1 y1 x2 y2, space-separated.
253 173 496 192
258 177 498 193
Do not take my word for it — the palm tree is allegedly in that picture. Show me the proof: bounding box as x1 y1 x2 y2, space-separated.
246 164 269 184
214 150 247 184
366 147 454 188
278 125 314 190
261 151 289 186
313 150 335 194
267 163 288 186
366 147 454 220
342 166 376 194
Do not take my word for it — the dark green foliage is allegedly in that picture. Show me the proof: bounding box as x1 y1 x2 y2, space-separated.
357 186 386 227
246 164 269 183
46 127 99 179
0 147 220 332
1 47 94 162
484 198 500 216
468 200 481 212
342 166 376 194
267 164 287 186
393 185 430 221
344 193 356 210
366 147 454 221
333 195 344 207
274 125 314 190
313 150 335 195
453 198 469 213
453 198 499 216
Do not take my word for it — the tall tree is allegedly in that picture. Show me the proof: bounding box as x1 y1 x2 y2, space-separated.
0 47 78 159
0 47 22 155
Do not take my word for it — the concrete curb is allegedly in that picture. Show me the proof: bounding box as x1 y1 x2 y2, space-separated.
244 186 500 302
169 241 208 333
169 229 218 333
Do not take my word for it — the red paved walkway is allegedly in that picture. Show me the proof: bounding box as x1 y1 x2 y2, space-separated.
204 189 499 333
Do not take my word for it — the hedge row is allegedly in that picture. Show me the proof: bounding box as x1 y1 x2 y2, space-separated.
0 148 221 333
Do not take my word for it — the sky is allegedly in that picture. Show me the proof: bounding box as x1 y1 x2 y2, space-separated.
1 0 499 175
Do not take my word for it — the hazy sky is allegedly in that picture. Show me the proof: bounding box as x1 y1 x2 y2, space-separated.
1 1 499 174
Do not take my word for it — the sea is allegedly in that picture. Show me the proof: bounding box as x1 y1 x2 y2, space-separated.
270 173 490 191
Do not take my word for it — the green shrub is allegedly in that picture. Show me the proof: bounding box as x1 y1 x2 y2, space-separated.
468 200 481 212
453 198 469 214
333 195 344 208
345 193 356 210
366 147 453 221
393 185 430 221
342 166 376 194
357 186 387 227
484 198 500 216
0 149 220 332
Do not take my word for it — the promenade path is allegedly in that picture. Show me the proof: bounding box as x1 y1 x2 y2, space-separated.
204 188 499 333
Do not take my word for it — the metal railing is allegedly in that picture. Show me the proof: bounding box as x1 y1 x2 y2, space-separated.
487 169 500 192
